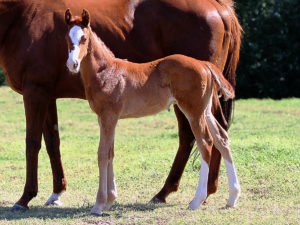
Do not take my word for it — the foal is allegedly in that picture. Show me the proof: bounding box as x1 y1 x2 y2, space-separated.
65 9 240 215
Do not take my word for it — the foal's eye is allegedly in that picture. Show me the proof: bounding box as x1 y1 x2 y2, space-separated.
81 36 87 44
69 45 75 52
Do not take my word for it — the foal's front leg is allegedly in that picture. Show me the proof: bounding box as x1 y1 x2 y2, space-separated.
91 115 118 216
105 159 117 210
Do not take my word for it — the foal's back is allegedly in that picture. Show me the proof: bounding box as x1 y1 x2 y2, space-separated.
113 58 173 118
113 54 214 119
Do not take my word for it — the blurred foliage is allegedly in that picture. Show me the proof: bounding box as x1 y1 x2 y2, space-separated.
0 67 5 85
235 0 300 98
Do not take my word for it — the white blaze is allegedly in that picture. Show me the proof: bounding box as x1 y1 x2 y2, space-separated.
67 25 84 73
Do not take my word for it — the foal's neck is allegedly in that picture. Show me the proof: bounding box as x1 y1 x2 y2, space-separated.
80 27 116 93
87 28 115 70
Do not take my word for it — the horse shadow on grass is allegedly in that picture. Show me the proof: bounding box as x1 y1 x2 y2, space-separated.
0 201 175 220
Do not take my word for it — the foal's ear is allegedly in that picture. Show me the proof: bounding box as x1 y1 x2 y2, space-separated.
65 8 72 25
82 9 90 27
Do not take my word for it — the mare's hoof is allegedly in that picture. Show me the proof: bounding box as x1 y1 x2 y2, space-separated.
149 196 166 204
45 192 63 206
11 204 28 212
45 199 62 206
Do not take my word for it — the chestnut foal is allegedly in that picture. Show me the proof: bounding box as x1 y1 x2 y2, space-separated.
65 9 240 215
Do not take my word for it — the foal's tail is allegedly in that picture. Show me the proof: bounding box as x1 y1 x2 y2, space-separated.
205 62 235 101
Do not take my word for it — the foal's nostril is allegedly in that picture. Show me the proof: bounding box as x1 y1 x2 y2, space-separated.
73 61 78 69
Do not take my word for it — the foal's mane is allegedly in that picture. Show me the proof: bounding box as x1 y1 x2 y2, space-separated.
89 27 116 59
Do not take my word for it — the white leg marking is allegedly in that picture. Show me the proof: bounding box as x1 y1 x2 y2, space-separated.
224 159 241 207
45 191 64 206
204 92 241 207
189 156 209 210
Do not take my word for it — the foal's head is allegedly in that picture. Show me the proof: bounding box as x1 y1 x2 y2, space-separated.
65 9 91 73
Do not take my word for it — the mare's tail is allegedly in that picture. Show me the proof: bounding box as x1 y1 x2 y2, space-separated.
216 0 242 122
205 62 235 101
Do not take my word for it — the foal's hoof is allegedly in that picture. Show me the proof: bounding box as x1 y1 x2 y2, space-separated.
91 211 101 216
91 204 105 216
188 200 200 210
149 196 166 204
188 197 206 210
226 199 238 208
11 204 28 212
226 186 241 208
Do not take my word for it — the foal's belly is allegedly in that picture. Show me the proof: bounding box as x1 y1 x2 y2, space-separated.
119 88 175 119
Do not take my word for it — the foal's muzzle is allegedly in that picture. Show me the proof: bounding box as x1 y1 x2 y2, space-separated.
66 59 80 74
73 61 78 69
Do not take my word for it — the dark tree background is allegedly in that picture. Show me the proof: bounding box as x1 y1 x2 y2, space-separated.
0 69 4 85
235 0 300 98
1 0 299 98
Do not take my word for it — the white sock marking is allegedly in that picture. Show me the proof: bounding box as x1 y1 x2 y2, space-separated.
45 192 64 206
224 159 241 207
189 156 209 210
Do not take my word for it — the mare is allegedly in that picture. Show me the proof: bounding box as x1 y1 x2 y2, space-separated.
64 9 240 215
0 0 242 210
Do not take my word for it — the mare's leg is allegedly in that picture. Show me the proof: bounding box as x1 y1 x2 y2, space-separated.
205 109 240 207
207 93 229 197
44 100 67 206
187 116 213 210
12 87 50 210
91 114 117 216
151 105 195 203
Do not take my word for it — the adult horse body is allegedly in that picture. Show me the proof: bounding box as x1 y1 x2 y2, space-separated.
0 0 241 210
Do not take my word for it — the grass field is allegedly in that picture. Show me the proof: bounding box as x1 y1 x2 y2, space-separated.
0 86 299 224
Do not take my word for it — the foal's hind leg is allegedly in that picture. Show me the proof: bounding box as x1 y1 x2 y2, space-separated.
187 116 213 210
205 108 240 207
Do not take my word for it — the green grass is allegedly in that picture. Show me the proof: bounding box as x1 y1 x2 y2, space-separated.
0 86 299 224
